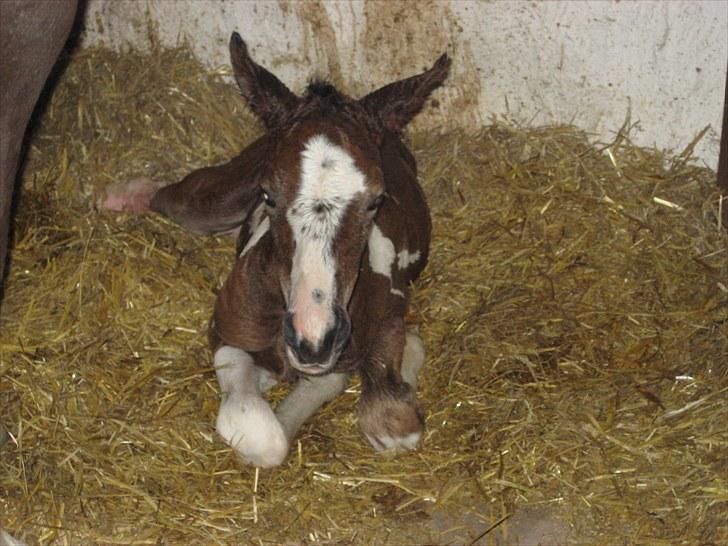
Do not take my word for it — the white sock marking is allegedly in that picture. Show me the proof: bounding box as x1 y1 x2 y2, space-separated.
213 346 288 467
0 529 26 546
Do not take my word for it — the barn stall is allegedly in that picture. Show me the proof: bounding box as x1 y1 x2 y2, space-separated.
1 1 727 544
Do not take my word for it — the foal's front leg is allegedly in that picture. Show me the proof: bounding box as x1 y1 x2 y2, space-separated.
213 346 288 468
214 345 349 467
275 372 349 441
358 320 427 451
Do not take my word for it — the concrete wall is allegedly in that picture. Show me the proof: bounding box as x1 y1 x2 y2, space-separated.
81 0 728 169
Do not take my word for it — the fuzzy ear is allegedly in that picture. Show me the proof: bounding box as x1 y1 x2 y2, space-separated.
230 32 300 128
359 53 451 133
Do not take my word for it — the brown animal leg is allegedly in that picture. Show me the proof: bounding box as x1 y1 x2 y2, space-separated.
148 162 259 234
0 0 78 295
97 177 167 213
358 319 426 451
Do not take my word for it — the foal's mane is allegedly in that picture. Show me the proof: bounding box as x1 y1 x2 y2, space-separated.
304 80 349 108
281 80 376 132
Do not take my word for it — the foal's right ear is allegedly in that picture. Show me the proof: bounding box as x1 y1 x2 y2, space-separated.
229 32 300 128
359 53 451 133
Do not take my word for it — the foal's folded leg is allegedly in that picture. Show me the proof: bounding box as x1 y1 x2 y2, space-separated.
275 372 349 442
358 319 426 452
213 346 289 468
98 136 268 235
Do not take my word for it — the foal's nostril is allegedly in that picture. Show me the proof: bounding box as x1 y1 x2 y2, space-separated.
284 307 352 367
293 326 337 365
296 338 328 365
317 322 338 360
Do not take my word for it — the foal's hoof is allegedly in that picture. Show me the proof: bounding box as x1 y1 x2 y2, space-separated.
216 394 289 468
366 427 422 452
96 177 166 213
359 392 424 452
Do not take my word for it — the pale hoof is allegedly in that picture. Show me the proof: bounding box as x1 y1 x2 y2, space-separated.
365 430 422 452
359 390 424 453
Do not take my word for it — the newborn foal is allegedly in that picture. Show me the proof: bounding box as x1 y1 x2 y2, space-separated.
101 33 450 467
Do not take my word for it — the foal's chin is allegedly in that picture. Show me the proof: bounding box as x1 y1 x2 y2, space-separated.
285 347 341 376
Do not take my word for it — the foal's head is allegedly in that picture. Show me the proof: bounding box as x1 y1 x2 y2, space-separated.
230 33 449 375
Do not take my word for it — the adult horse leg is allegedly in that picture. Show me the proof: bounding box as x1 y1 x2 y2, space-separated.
0 0 78 301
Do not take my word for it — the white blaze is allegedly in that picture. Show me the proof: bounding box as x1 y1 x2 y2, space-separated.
287 135 365 345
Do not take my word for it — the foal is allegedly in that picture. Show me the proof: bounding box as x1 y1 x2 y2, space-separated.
102 33 450 467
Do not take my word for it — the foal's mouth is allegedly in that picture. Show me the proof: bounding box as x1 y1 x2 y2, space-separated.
282 305 351 375
285 346 342 376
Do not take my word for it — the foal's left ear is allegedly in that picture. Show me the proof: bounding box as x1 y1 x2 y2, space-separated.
230 32 300 128
359 53 451 133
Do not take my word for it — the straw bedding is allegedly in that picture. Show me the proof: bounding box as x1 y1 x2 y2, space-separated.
1 43 726 545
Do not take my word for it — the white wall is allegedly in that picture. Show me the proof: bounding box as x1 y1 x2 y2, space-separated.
81 0 728 169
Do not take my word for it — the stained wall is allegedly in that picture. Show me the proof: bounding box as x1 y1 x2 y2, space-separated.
82 0 728 168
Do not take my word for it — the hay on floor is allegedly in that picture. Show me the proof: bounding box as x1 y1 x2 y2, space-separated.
1 42 726 545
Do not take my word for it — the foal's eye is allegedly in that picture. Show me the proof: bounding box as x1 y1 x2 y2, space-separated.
368 194 385 211
261 189 276 208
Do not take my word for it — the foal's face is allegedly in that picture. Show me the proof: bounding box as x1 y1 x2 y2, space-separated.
261 122 385 374
226 31 449 374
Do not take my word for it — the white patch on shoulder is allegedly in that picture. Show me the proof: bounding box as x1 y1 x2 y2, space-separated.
239 216 270 258
368 224 396 279
369 224 410 298
397 249 421 270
